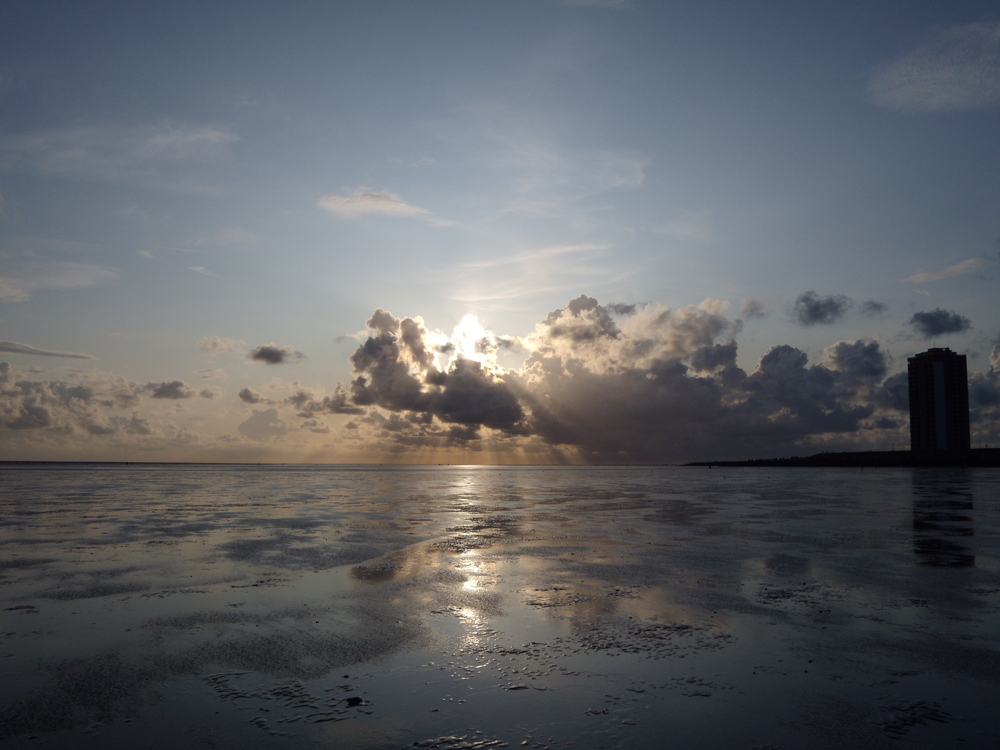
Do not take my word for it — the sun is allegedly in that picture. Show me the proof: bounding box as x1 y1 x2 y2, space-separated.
451 314 491 366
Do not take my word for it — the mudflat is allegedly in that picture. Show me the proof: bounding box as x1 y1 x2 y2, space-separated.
1 464 998 749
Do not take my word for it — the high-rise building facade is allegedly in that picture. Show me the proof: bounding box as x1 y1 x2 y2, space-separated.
908 348 970 451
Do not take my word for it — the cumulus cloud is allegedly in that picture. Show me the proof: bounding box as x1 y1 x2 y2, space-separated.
909 309 972 338
284 386 364 416
0 363 153 438
318 188 429 219
145 380 194 399
249 344 304 365
238 387 271 404
793 291 852 326
822 339 888 380
905 258 992 283
0 341 95 359
868 22 1000 112
332 296 908 462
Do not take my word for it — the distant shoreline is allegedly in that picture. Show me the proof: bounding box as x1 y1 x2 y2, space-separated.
687 447 1000 468
1 450 999 468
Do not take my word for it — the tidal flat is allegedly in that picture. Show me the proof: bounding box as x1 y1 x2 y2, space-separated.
1 464 998 749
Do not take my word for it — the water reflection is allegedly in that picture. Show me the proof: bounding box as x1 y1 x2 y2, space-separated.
911 469 975 567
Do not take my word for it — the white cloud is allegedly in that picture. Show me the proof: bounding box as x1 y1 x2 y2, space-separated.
869 22 1000 111
0 262 117 302
318 188 430 219
136 250 155 259
904 257 992 283
188 266 212 275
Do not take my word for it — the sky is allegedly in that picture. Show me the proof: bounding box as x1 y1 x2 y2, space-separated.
1 1 999 464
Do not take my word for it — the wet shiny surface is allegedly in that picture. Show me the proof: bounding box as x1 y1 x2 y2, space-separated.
1 465 999 749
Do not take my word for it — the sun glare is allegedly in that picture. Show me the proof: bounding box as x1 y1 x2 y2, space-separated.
451 314 492 368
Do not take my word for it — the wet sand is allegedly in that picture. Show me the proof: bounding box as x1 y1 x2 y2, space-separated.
1 464 999 749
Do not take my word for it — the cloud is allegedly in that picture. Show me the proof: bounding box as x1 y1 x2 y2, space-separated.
822 339 888 380
740 298 770 320
0 262 117 302
198 336 245 355
188 266 212 276
0 363 151 436
904 257 992 283
238 387 271 405
333 297 913 462
284 386 364 416
909 309 972 338
869 22 1000 112
136 250 155 259
318 188 430 219
793 292 852 326
0 123 239 187
237 408 287 441
0 341 95 359
145 380 195 399
606 303 636 316
860 300 888 317
249 344 305 365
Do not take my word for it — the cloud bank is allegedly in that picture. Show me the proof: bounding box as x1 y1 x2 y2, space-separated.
3 296 996 462
321 296 917 462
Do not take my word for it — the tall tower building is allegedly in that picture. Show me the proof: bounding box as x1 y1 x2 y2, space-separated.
908 348 970 451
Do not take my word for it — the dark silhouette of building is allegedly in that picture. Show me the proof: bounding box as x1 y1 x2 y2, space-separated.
908 347 970 451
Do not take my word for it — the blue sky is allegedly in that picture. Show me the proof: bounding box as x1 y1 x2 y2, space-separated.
2 1 999 462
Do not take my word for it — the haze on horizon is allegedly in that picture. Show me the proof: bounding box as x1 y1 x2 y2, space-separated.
1 2 999 464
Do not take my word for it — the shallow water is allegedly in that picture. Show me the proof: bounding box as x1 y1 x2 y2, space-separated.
1 464 998 749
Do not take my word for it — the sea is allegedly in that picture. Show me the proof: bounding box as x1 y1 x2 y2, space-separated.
1 464 998 749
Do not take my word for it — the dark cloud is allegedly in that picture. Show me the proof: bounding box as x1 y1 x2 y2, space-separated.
822 339 887 380
238 387 270 404
347 312 524 433
249 344 304 365
340 298 909 462
0 341 95 359
284 386 364 416
606 303 636 316
145 381 194 399
874 372 909 412
909 309 971 338
860 301 888 317
793 291 852 326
